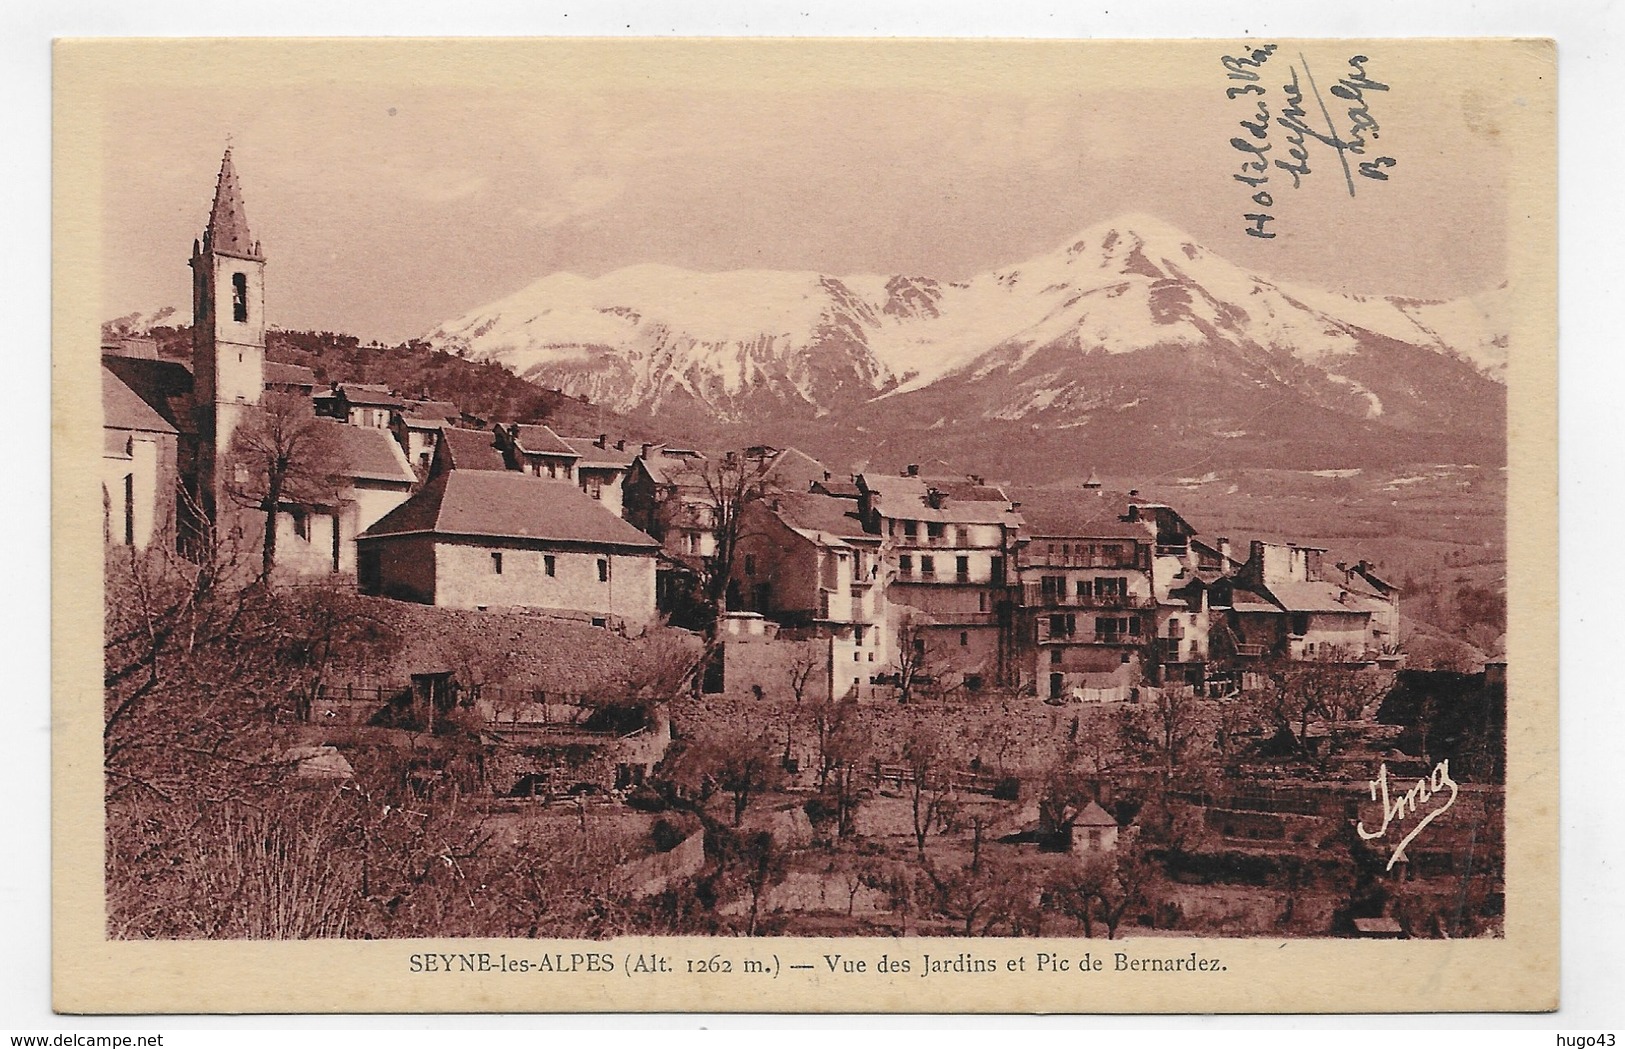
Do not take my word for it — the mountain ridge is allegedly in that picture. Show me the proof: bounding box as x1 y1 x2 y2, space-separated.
423 214 1508 477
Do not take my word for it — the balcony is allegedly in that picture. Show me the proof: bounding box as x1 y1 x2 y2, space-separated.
1038 628 1143 645
1021 582 1154 609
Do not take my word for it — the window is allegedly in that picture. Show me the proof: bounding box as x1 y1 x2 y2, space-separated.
913 638 925 659
959 631 968 647
978 591 988 612
744 554 757 576
231 272 248 322
854 625 866 645
588 482 602 500
956 525 970 546
544 554 556 577
1096 576 1126 598
854 651 861 661
292 510 310 541
920 555 936 579
1050 648 1062 665
899 554 913 577
990 556 1005 584
491 551 503 574
956 555 970 582
926 521 945 541
903 519 918 540
598 558 609 582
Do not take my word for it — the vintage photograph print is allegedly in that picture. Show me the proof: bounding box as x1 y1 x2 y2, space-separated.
54 38 1556 1013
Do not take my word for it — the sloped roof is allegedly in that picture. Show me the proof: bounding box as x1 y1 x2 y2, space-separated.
400 398 460 422
858 473 1018 525
510 424 578 457
1264 580 1364 614
100 355 197 435
637 448 710 486
437 427 508 471
761 446 828 488
324 421 415 484
1076 800 1117 828
1013 488 1146 539
103 365 176 434
361 471 660 548
336 383 401 407
1229 587 1280 613
263 361 318 388
765 491 872 541
561 437 638 469
204 148 260 259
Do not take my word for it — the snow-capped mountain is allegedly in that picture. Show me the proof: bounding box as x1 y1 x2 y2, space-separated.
426 215 1507 474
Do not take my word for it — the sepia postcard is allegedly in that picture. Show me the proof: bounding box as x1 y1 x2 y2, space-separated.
53 37 1557 1014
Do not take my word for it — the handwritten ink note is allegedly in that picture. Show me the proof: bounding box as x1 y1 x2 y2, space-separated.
1222 45 1399 238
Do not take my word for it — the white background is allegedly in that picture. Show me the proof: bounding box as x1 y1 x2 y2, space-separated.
5 0 1618 1037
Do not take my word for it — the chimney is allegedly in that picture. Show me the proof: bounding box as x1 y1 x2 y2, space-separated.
905 464 919 477
615 439 626 451
508 423 520 439
640 443 653 459
595 433 607 448
1218 536 1231 563
968 474 983 486
1128 489 1139 498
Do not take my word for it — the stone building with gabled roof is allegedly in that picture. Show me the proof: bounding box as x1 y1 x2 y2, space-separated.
102 364 180 550
356 471 660 625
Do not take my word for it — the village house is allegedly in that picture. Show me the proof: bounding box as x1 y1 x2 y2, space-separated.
1012 489 1157 700
268 421 417 577
855 467 1024 691
313 382 403 429
263 361 319 398
389 398 461 475
1220 540 1398 663
102 364 180 550
732 490 892 701
493 422 581 480
558 435 637 517
356 470 661 626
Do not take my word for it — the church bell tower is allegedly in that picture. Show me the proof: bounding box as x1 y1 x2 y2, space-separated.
190 146 267 518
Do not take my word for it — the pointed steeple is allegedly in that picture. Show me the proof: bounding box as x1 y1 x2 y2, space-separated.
203 147 261 259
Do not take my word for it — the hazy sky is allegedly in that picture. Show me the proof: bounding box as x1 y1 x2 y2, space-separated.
95 40 1512 343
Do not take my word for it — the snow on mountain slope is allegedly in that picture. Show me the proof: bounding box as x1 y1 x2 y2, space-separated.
426 214 1507 425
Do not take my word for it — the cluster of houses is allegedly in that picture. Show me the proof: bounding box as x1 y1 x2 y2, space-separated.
102 149 1402 707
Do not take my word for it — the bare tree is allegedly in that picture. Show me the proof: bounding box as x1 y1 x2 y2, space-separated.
222 392 348 581
901 724 960 863
1248 652 1392 760
781 644 821 767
